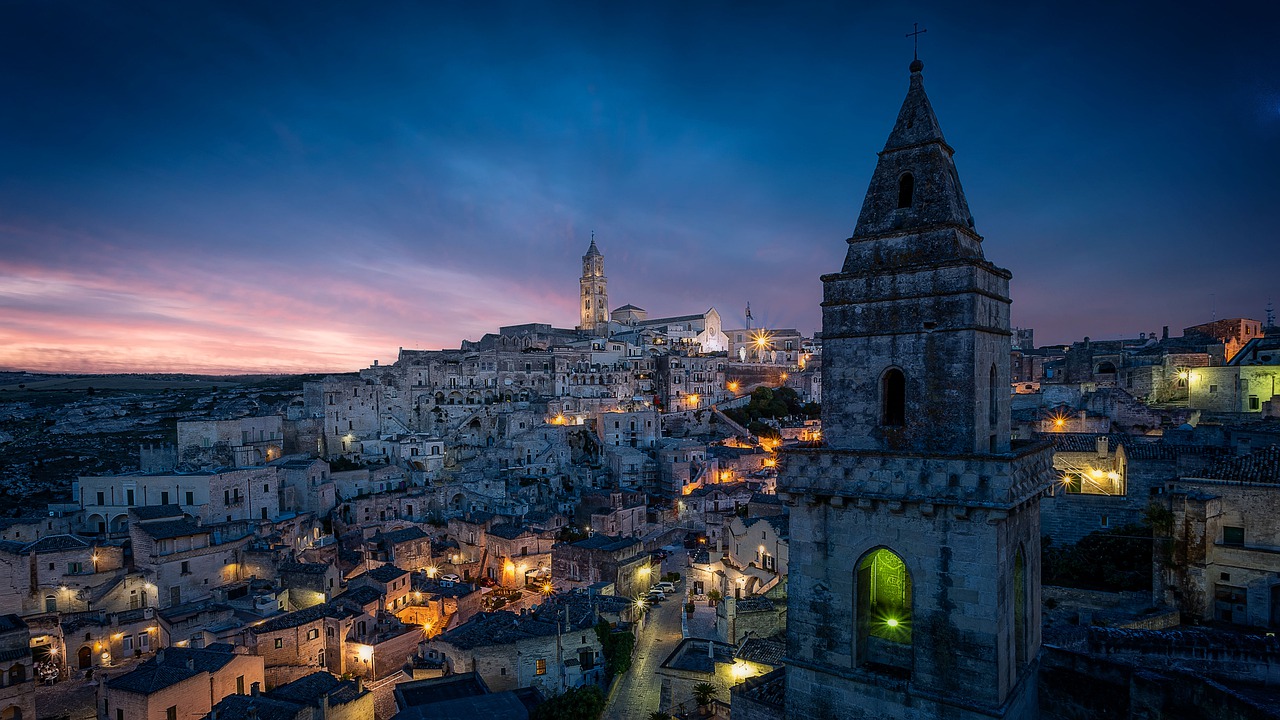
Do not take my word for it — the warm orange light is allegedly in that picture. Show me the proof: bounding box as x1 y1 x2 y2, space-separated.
720 471 732 482
727 381 740 393
763 459 776 468
687 394 700 406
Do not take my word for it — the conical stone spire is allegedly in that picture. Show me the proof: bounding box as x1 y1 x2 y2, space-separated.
844 60 982 271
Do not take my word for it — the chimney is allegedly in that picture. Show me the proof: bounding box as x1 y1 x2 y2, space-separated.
186 658 195 671
1163 326 1170 341
157 649 166 664
251 682 260 697
1096 436 1109 458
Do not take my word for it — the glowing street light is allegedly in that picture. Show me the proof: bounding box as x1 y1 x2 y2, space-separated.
687 394 701 407
885 618 900 628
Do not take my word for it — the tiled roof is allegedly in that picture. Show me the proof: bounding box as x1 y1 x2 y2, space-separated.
205 694 300 720
433 598 597 650
1197 446 1280 484
22 534 90 554
335 585 384 608
360 564 408 584
737 667 786 708
736 637 785 666
749 493 782 506
253 603 339 634
269 671 365 706
138 519 207 540
736 597 775 613
108 647 237 695
486 523 532 540
570 534 639 553
0 615 26 634
378 526 429 545
759 516 789 541
132 504 185 521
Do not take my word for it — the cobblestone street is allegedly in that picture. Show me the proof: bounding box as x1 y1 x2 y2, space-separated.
602 554 694 720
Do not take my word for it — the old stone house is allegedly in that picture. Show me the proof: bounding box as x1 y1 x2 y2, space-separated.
100 645 264 720
423 597 604 696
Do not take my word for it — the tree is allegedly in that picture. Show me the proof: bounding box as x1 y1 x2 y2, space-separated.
707 589 721 606
531 685 606 720
595 619 635 677
692 682 717 709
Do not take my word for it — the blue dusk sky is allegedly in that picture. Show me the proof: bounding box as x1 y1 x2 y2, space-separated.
2 2 1277 373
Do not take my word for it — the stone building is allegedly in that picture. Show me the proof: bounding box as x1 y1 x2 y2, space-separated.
423 596 604 696
128 507 251 609
177 416 284 468
1161 445 1280 628
100 645 264 720
203 672 373 720
775 58 1054 719
0 615 35 720
550 535 651 597
579 237 608 336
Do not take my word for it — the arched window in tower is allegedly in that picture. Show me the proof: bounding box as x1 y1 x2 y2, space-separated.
882 368 905 427
1014 547 1028 669
856 548 912 671
897 173 915 209
989 364 999 452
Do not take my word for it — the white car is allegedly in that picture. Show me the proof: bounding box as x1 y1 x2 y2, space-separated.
439 573 461 585
645 589 666 601
655 582 676 594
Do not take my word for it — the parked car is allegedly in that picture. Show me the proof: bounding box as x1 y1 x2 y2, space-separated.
646 589 667 602
655 582 676 594
440 573 461 585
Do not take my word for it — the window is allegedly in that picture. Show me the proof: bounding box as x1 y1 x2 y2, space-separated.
1224 526 1245 546
856 548 912 671
126 489 134 505
1250 396 1260 411
117 710 123 720
1209 385 1219 394
44 596 56 613
274 639 284 649
185 491 194 505
123 636 133 651
881 369 906 427
166 707 177 720
536 659 547 675
161 492 169 505
896 173 914 209
181 561 190 575
97 492 105 506
307 629 319 640
1100 515 1109 528
237 675 244 694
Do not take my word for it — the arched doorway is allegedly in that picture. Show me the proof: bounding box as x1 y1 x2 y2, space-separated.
856 548 912 671
2 703 23 720
77 646 91 669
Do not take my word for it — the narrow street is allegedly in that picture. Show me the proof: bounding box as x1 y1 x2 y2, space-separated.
602 555 688 720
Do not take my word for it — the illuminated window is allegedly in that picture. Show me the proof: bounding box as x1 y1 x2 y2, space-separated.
856 548 911 671
535 659 547 675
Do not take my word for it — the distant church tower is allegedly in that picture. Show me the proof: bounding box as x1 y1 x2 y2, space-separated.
778 57 1054 719
580 236 609 336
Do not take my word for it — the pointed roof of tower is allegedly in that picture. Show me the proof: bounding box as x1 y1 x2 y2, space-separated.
849 59 977 247
584 237 601 257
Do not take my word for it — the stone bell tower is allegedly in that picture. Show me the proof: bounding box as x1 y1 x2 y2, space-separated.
778 57 1054 719
579 235 608 337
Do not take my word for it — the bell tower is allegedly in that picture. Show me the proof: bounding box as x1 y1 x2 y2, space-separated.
779 58 1054 719
579 236 608 336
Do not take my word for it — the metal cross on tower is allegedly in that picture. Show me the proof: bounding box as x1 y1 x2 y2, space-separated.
906 23 927 60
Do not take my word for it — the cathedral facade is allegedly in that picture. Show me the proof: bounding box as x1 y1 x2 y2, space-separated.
777 58 1054 719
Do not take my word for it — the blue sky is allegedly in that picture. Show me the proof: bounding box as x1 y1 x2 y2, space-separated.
2 1 1277 372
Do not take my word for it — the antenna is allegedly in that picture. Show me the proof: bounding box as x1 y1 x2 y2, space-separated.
1267 297 1275 329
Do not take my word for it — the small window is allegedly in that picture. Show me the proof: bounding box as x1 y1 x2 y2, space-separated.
185 491 194 505
536 658 547 675
882 369 906 427
1224 526 1245 546
166 707 177 720
1100 515 1109 528
1249 396 1260 410
1209 385 1219 394
896 173 915 209
236 675 244 694
274 638 284 649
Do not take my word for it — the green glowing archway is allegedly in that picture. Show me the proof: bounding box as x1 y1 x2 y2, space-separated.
856 547 912 670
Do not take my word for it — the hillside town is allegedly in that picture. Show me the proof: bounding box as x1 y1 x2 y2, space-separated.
3 61 1280 720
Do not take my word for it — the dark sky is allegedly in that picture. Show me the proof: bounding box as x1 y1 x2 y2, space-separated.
2 1 1277 373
